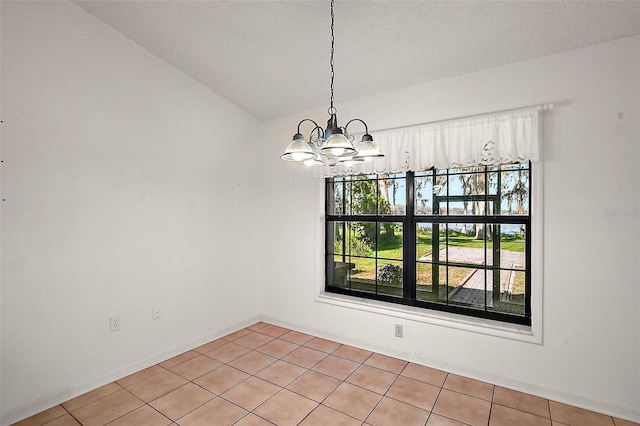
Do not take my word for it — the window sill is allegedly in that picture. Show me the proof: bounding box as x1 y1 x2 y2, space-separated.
316 291 541 344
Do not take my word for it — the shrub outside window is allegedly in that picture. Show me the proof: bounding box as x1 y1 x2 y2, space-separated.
325 164 531 325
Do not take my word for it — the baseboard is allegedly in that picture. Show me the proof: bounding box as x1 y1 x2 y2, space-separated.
1 316 260 426
260 315 640 424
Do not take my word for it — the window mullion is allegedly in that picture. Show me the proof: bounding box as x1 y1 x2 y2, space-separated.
405 171 416 301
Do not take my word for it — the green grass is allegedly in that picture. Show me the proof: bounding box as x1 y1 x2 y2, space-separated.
377 237 403 259
418 230 525 253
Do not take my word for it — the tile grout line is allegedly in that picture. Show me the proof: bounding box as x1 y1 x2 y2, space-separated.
115 339 261 425
362 360 405 425
227 344 305 426
315 350 376 424
487 384 495 426
423 371 449 426
252 337 372 425
228 333 326 424
65 410 82 426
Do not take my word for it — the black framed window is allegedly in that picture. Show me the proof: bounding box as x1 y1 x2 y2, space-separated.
325 164 532 325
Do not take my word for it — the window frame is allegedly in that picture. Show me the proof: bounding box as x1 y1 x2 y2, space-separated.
324 164 533 327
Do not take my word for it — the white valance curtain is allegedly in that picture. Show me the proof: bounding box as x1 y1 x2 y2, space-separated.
321 106 543 177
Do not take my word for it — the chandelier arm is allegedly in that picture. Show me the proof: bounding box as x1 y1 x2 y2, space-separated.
296 118 322 135
309 125 325 146
344 118 370 135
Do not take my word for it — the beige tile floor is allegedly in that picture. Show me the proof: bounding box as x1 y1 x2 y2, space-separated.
14 322 639 426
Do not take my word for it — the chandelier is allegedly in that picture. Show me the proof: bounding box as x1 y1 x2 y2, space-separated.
280 0 384 167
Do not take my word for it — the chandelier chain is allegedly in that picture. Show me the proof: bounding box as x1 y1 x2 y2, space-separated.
329 0 335 114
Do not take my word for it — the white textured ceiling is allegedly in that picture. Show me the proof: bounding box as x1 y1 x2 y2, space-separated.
73 0 640 120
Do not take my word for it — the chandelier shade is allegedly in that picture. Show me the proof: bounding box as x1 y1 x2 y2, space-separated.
280 134 316 162
319 133 357 158
352 134 384 160
280 0 384 168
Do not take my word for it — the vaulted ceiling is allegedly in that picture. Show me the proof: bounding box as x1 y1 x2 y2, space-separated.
74 1 640 120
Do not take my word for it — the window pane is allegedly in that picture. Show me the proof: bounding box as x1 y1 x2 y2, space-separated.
328 180 344 215
489 269 526 316
433 175 448 214
416 262 446 303
377 260 403 298
487 171 499 195
487 224 527 271
327 221 344 255
447 265 482 286
343 176 365 216
378 222 403 260
416 223 432 259
419 171 449 214
348 257 375 294
448 201 486 216
446 223 488 266
417 223 446 261
448 170 486 197
347 222 375 256
380 176 406 215
415 175 434 215
351 176 378 215
448 265 486 310
327 254 353 289
500 167 530 215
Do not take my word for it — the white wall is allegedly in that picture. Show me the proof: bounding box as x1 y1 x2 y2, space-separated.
1 1 262 422
260 36 640 421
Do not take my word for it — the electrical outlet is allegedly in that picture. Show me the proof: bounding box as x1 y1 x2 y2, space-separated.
152 305 161 320
394 324 403 338
110 317 121 332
